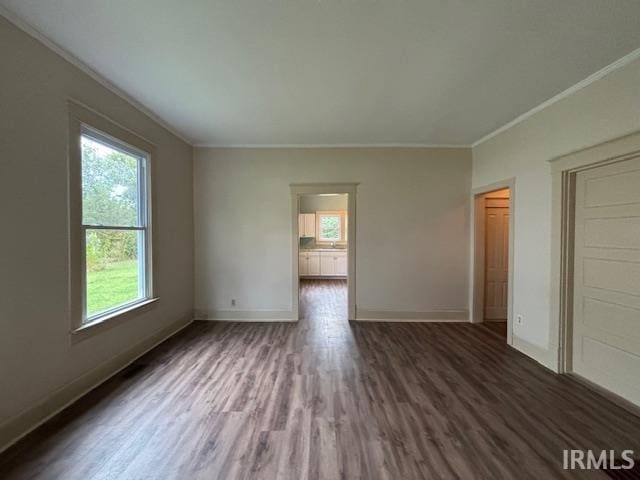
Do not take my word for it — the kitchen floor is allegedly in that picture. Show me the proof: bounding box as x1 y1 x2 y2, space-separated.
299 279 347 322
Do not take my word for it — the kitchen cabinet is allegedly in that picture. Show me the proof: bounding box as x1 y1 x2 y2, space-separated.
336 253 348 276
301 250 347 277
308 253 320 275
298 213 316 238
299 251 320 276
321 251 347 276
320 254 335 275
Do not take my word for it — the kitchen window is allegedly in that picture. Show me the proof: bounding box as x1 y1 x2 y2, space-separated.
317 211 347 243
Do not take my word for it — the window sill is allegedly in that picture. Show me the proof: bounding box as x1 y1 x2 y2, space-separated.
71 297 159 344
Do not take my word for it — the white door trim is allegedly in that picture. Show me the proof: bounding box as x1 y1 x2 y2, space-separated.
290 183 358 321
470 178 516 345
549 129 640 374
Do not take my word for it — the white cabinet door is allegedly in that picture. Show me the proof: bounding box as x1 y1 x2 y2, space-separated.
299 254 308 275
305 214 316 238
299 213 316 237
319 251 347 276
308 253 321 275
335 253 347 276
320 253 336 275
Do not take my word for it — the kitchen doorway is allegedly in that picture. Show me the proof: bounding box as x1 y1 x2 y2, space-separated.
290 184 357 322
299 194 348 321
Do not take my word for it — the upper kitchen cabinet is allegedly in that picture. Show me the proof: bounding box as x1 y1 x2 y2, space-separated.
298 213 316 238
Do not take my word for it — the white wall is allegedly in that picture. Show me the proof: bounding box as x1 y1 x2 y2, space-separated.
0 16 194 449
194 147 471 320
472 56 640 364
300 194 348 214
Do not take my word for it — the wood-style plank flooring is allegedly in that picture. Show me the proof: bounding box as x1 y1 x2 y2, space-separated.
299 279 347 321
479 320 507 340
1 281 639 479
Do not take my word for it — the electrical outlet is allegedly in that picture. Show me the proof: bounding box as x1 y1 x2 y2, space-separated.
231 299 236 307
516 314 524 325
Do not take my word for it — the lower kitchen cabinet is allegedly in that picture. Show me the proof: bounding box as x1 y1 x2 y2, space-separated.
299 251 320 276
300 250 347 277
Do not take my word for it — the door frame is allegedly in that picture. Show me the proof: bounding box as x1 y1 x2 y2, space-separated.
290 183 358 321
470 178 516 345
549 130 640 373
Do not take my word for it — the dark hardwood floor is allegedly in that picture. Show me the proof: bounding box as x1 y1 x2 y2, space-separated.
299 278 347 321
1 286 639 479
479 320 507 340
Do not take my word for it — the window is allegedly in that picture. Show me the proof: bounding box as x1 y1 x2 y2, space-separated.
79 126 152 325
319 214 341 241
317 211 348 243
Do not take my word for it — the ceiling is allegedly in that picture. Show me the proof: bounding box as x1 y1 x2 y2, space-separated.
2 1 640 146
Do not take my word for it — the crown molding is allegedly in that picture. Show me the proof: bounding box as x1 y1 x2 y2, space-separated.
472 46 640 148
193 143 470 149
7 4 637 152
0 6 193 146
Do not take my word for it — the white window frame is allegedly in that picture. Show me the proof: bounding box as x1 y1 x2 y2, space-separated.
68 101 158 340
316 210 348 244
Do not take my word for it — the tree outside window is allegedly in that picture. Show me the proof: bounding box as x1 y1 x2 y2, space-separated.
319 215 341 241
317 211 347 243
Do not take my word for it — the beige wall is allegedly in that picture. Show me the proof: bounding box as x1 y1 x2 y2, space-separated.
299 194 348 214
0 17 194 449
472 56 640 365
194 147 472 320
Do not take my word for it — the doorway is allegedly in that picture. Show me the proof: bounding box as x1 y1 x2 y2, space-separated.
552 139 640 408
298 194 349 321
290 183 357 322
472 180 515 344
484 189 510 330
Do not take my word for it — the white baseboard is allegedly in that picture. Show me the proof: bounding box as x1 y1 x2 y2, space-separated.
355 309 468 322
194 309 295 322
0 312 193 454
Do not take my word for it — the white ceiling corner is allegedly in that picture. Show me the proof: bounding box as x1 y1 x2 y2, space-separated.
2 0 640 147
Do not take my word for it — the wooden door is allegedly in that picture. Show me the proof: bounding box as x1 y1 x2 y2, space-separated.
484 198 509 320
572 156 640 405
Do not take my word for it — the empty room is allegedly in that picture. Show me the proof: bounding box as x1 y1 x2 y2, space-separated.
1 1 640 479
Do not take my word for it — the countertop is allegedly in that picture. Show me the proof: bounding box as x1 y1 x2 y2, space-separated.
300 248 347 253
